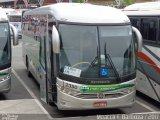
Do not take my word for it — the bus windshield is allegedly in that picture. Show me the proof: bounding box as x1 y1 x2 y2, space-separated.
0 22 11 68
59 24 135 79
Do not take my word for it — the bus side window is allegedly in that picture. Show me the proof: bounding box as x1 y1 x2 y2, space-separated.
141 18 157 43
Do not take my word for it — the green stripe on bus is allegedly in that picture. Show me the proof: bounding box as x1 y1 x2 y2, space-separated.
80 84 134 93
0 73 8 76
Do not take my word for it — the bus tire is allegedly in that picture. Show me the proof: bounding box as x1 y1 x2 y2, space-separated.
26 56 32 77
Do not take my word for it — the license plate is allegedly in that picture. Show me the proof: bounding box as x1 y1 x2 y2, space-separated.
93 101 107 107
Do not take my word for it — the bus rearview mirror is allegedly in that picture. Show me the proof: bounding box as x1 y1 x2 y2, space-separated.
10 24 19 46
132 26 142 52
52 26 60 53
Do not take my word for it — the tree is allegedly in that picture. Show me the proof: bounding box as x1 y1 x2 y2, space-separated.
113 0 134 8
29 0 39 4
123 0 133 5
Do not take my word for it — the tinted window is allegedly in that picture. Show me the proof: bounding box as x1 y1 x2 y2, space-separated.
141 18 157 42
130 18 140 29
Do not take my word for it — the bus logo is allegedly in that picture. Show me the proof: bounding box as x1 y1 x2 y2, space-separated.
97 93 105 99
80 86 89 92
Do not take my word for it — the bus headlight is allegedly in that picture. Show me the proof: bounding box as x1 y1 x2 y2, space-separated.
63 88 80 96
1 74 10 82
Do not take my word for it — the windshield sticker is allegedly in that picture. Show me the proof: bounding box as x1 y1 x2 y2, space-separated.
100 67 108 77
80 84 134 93
63 66 81 77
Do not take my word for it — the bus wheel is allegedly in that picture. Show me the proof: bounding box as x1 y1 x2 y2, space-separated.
26 56 32 77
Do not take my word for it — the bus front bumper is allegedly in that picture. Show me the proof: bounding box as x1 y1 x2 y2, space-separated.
56 89 135 110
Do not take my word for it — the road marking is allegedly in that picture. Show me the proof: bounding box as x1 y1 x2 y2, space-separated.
135 100 157 112
133 111 160 114
0 99 45 114
12 41 22 48
12 69 52 119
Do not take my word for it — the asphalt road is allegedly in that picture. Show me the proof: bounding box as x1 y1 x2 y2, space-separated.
0 41 159 120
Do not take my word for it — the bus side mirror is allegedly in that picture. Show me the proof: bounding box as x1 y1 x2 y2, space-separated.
52 26 60 53
132 26 142 52
10 24 19 46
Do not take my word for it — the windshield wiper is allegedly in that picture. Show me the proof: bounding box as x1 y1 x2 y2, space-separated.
90 46 100 66
104 43 121 81
89 46 102 77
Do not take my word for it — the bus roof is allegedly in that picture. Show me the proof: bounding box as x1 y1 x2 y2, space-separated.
123 10 160 16
8 12 22 16
0 7 8 21
124 2 160 11
3 8 15 15
24 3 130 24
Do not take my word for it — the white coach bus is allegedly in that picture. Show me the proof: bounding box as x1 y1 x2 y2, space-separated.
3 8 22 38
124 2 160 102
22 3 142 110
7 10 22 38
8 12 22 38
0 8 18 93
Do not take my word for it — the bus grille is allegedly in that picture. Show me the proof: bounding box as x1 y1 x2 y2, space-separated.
75 93 123 99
